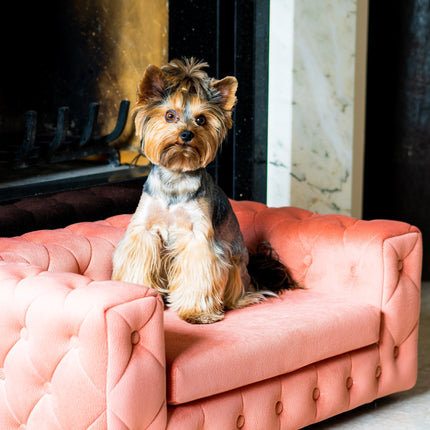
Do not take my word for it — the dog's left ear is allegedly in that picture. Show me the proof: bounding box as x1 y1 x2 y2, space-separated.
213 77 238 111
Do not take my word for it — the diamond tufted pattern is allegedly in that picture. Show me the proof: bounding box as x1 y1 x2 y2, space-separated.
0 265 166 429
0 200 422 429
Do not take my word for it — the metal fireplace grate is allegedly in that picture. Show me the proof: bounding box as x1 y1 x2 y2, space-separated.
0 100 150 203
1 100 129 168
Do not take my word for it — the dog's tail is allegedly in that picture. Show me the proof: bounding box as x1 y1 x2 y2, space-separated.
247 242 300 293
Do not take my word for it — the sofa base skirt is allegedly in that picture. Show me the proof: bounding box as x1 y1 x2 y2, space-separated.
166 341 417 430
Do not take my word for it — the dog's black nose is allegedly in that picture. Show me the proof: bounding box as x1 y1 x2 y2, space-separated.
180 130 194 143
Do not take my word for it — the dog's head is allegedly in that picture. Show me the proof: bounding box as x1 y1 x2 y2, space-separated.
133 58 238 173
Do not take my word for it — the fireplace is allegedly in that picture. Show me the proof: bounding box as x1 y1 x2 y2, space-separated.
0 0 268 235
0 1 167 206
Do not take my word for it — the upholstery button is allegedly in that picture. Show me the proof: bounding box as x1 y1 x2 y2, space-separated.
131 331 140 345
346 377 353 390
19 424 26 429
43 382 53 395
397 260 403 272
70 335 79 348
393 346 400 359
312 387 320 400
236 415 245 428
275 401 283 415
303 255 312 266
375 366 382 379
20 327 28 340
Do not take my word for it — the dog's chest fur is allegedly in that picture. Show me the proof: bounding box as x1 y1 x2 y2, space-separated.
132 165 245 254
133 166 215 244
145 165 205 204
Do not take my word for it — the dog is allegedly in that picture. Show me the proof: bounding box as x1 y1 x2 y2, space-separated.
112 58 297 324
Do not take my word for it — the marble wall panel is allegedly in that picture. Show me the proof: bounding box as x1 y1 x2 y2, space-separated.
268 0 368 217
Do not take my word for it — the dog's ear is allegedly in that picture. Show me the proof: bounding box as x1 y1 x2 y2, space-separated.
137 65 166 103
213 76 238 111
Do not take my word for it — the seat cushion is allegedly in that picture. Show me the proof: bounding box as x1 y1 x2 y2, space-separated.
164 289 380 405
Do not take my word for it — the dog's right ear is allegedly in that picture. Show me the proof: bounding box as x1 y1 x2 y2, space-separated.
137 65 166 103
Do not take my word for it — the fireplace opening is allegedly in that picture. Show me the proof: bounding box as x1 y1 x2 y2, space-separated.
0 1 166 205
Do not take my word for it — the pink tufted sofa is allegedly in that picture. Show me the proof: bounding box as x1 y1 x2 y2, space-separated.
0 200 422 429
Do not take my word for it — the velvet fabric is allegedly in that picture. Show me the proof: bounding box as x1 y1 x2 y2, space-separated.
0 200 422 429
165 290 380 405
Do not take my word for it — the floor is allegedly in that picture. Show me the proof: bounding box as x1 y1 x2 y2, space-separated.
306 282 430 429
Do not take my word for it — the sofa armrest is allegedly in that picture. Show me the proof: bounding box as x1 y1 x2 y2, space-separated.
0 263 166 429
232 201 423 397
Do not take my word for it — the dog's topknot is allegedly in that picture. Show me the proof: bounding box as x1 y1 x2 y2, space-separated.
161 57 213 98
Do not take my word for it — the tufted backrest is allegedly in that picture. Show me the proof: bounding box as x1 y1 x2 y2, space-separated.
0 216 131 281
0 201 422 304
231 201 421 302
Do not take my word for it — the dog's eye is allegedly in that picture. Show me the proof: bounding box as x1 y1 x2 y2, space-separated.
165 110 178 123
195 115 206 126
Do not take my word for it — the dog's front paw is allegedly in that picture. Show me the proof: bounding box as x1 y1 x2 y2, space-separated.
179 311 225 324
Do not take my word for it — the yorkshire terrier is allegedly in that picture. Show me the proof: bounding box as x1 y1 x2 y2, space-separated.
112 58 297 324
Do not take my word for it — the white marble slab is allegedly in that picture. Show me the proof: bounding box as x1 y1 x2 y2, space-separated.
267 0 367 217
267 0 295 207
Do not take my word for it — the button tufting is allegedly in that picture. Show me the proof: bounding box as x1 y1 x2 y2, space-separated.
236 415 245 429
19 425 26 430
43 382 53 395
375 366 382 379
397 260 403 272
303 255 312 266
131 331 140 345
70 335 79 348
20 327 28 340
275 401 283 415
393 346 400 359
346 377 353 390
312 387 320 401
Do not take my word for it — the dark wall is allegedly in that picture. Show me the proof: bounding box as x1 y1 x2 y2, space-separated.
364 0 430 280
